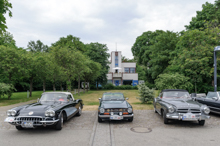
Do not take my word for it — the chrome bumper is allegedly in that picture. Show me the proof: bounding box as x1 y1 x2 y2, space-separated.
99 114 133 118
166 113 210 121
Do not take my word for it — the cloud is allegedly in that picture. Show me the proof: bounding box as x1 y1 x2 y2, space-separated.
5 0 216 58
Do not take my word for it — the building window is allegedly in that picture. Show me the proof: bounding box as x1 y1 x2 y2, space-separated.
115 56 118 67
124 68 129 73
130 68 135 73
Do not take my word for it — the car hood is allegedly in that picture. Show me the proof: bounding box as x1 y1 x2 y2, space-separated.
17 102 60 117
101 101 128 109
163 99 202 109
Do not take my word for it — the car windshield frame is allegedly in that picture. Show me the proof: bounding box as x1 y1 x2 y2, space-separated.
162 91 191 99
102 93 125 101
40 93 68 102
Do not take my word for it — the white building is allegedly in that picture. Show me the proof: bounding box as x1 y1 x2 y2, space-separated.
107 51 138 86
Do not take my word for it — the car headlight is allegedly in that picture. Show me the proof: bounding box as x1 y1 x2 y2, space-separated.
100 108 105 113
203 106 210 114
168 106 175 113
7 110 17 116
45 110 55 117
128 108 133 113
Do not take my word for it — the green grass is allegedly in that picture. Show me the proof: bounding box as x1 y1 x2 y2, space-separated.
0 91 43 106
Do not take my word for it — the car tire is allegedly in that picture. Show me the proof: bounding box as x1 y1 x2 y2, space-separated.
154 107 157 113
128 117 133 122
55 112 63 130
98 116 102 123
76 105 82 116
15 126 23 130
163 110 168 124
198 120 205 126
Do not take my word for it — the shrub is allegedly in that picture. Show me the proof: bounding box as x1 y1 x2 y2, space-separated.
136 84 154 103
0 83 16 100
104 83 115 89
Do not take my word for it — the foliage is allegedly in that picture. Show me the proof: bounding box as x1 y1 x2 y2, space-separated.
0 31 16 47
27 40 49 52
0 0 12 34
155 73 193 90
0 83 16 99
136 84 154 103
85 43 110 88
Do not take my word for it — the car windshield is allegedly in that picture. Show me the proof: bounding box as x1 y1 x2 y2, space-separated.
163 91 190 99
40 93 68 102
102 93 124 100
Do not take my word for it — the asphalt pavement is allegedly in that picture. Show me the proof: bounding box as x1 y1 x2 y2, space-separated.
1 103 220 146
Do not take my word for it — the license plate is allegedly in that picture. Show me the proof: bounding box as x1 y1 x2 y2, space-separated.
182 113 196 120
21 121 33 128
4 117 15 122
110 115 123 120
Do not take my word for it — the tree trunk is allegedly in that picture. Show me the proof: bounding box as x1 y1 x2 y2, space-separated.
96 80 98 90
29 77 33 97
53 83 55 91
60 82 62 91
43 80 46 92
68 78 71 92
78 75 80 96
8 73 12 83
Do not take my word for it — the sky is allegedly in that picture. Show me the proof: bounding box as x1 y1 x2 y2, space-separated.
5 0 216 59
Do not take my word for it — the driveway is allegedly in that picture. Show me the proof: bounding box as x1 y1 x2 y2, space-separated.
1 103 220 146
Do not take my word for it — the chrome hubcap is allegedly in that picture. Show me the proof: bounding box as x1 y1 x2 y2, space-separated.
61 114 63 127
79 106 82 114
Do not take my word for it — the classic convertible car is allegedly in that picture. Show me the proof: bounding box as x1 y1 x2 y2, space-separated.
98 92 133 122
4 92 83 130
195 91 220 114
153 89 210 126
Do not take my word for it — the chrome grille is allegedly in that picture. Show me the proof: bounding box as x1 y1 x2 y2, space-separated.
177 108 201 114
15 117 43 125
105 108 127 112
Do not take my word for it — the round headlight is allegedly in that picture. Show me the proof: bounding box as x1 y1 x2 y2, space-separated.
168 106 175 113
49 110 55 117
203 106 210 114
11 110 17 116
128 108 133 113
100 108 105 113
45 111 50 117
7 110 11 116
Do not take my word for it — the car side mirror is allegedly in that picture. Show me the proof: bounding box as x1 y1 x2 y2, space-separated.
212 97 218 101
126 98 129 100
37 98 39 102
99 98 101 100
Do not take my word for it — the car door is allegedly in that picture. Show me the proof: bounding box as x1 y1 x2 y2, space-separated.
65 94 78 118
155 93 162 113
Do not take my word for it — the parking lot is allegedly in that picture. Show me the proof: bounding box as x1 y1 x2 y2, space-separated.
1 103 220 146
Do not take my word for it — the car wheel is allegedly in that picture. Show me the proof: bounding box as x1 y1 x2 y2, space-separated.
154 107 157 113
55 112 63 130
128 117 133 122
76 105 82 116
163 110 168 124
198 120 205 126
98 116 102 123
15 126 23 130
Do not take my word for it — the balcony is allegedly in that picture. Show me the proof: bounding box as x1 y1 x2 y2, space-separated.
113 73 122 78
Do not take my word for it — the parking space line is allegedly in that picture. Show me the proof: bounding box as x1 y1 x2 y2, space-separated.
89 112 98 146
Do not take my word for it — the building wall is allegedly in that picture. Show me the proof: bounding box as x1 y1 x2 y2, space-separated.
107 73 112 80
123 73 138 80
121 62 136 70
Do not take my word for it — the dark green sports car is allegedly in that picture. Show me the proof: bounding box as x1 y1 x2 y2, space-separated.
98 92 133 122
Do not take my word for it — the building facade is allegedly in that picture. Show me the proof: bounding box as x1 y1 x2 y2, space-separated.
107 51 138 86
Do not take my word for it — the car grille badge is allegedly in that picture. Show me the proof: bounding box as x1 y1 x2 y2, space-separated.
29 111 34 115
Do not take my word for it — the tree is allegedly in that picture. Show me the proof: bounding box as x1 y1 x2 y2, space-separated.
136 83 154 103
0 83 16 99
0 31 16 47
0 0 12 34
51 35 85 52
27 40 49 52
155 73 193 91
85 43 110 89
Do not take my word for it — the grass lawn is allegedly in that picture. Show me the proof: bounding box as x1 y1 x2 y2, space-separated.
0 91 43 106
73 90 158 111
0 90 159 110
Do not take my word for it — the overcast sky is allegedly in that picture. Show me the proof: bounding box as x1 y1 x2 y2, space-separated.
5 0 215 59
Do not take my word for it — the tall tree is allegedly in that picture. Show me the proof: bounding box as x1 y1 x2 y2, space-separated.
0 0 12 34
0 31 16 47
85 43 110 89
27 40 49 52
